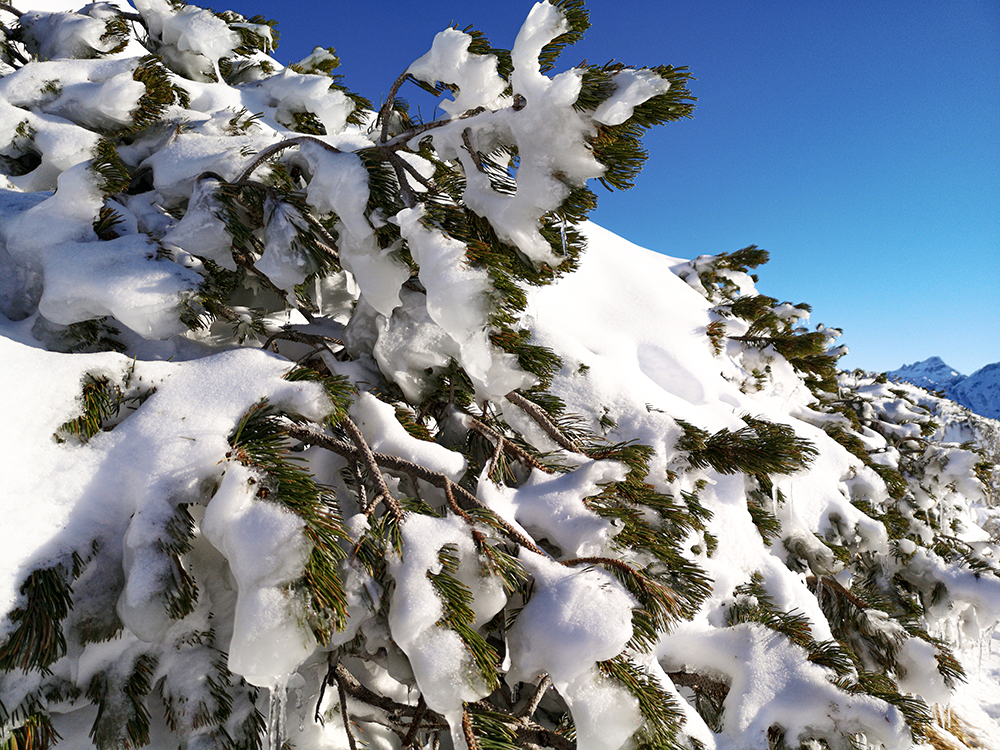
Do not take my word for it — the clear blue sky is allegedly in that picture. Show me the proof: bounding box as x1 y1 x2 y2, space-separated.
223 0 999 376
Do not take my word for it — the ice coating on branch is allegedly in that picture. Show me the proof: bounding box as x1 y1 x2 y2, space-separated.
255 198 312 300
0 99 101 192
161 176 237 270
19 9 119 60
300 142 409 316
351 392 467 481
559 667 643 750
479 460 628 558
201 463 316 688
659 625 911 750
505 550 640 749
507 551 636 685
250 68 355 135
1 164 200 337
134 0 240 78
407 28 506 116
387 514 501 735
593 68 672 126
396 204 535 398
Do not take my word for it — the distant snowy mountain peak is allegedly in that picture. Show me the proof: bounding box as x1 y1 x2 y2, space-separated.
888 356 965 391
889 357 1000 419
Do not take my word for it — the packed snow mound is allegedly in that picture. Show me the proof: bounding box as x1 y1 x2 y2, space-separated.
2 2 1000 750
890 357 1000 420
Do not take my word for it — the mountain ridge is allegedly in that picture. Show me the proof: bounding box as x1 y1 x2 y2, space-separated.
888 356 1000 419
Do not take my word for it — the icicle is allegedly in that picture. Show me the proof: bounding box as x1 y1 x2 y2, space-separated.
267 676 289 750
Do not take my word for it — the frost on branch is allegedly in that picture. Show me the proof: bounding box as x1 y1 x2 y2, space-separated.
2 1 1000 750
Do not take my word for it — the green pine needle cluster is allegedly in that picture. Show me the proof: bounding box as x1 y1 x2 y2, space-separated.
227 399 351 642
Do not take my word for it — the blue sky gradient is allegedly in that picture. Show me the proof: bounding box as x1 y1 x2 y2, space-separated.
223 0 999 375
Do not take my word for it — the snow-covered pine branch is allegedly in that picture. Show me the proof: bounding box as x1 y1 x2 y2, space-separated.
1 2 1000 750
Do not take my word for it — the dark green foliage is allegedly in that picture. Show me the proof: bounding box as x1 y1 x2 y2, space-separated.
93 205 125 240
128 55 190 133
283 366 355 424
99 15 131 56
582 443 713 642
90 140 130 196
426 545 502 691
837 671 931 741
56 374 123 443
86 653 158 750
0 710 60 750
598 655 686 750
468 710 519 750
677 415 817 477
538 0 589 73
590 65 696 192
228 400 350 642
728 574 854 677
156 505 199 620
0 567 74 673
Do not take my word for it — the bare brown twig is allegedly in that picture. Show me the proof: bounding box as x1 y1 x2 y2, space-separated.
236 136 342 184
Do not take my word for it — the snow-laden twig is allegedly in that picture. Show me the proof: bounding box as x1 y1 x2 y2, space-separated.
284 424 547 555
333 664 359 750
0 3 23 18
340 416 405 521
235 136 342 184
261 329 343 354
504 391 584 454
468 418 551 473
401 695 427 748
517 674 552 720
377 71 412 144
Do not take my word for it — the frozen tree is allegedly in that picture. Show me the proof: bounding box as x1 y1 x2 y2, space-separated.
1 2 999 750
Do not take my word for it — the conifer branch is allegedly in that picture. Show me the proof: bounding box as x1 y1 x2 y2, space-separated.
334 663 430 718
262 329 343 354
378 72 412 144
284 424 547 555
462 707 482 750
391 151 439 193
340 416 405 521
0 3 22 18
236 136 342 184
334 665 359 750
380 118 454 150
402 695 427 747
462 128 487 174
468 418 551 473
513 726 575 750
517 674 551 719
298 210 342 263
387 152 418 208
505 391 584 454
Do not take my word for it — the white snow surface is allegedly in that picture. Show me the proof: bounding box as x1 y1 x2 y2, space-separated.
2 2 1000 748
